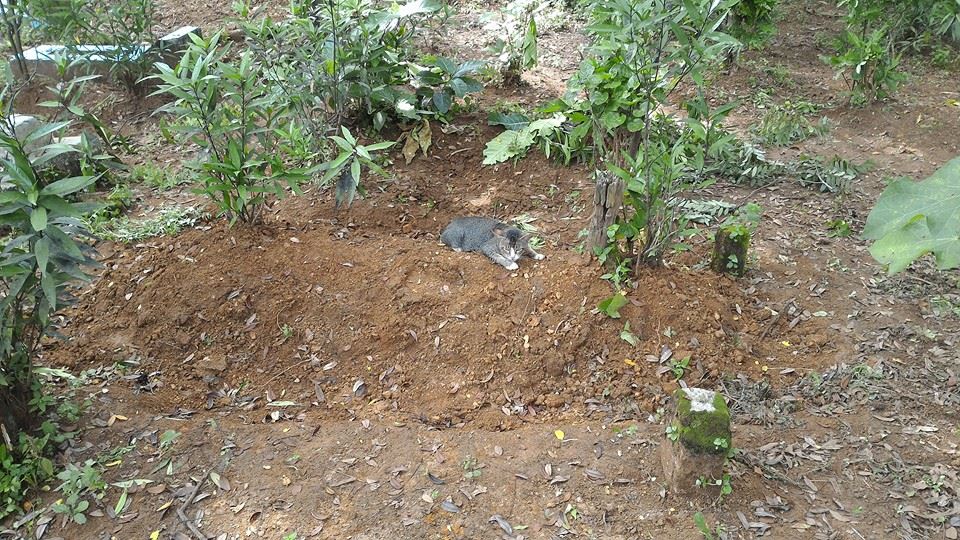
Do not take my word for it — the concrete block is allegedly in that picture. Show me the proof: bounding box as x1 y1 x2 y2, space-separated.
153 26 202 67
1 114 53 151
10 43 150 81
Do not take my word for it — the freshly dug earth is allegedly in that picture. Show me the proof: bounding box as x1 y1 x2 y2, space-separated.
52 127 817 428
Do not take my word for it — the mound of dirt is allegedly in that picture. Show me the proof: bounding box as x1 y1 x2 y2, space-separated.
48 122 825 427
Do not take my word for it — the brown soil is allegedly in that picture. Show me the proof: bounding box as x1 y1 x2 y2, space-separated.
53 121 829 429
5 0 960 539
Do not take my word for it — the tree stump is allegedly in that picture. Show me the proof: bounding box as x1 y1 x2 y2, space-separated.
585 169 625 255
710 225 750 276
660 387 732 494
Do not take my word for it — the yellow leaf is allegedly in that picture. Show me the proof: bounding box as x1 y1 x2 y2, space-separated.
402 132 419 164
781 341 791 347
624 358 636 367
554 430 565 441
156 500 172 512
104 460 122 467
150 531 160 540
115 415 128 421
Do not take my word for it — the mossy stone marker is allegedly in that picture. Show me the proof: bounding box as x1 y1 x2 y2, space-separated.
660 387 732 494
710 224 749 276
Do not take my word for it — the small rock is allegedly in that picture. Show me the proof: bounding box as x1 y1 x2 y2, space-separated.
196 354 228 374
544 394 565 408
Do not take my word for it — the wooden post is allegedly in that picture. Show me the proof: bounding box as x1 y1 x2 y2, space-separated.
585 169 624 255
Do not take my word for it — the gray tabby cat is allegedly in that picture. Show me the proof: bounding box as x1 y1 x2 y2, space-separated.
441 216 545 271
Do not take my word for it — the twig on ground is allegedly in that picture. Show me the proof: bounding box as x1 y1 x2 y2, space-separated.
177 472 209 540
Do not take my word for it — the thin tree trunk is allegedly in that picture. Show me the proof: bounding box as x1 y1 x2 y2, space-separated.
586 168 624 255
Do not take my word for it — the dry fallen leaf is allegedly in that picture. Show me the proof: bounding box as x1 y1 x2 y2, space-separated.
209 471 231 492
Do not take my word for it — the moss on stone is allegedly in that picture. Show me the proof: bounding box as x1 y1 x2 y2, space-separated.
710 224 750 277
674 388 732 455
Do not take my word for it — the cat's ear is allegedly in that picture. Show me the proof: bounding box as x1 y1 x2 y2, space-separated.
492 224 507 237
518 233 532 245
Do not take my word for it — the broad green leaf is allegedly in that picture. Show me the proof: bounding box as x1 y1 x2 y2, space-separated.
598 292 628 319
365 141 396 152
482 129 536 165
41 272 57 310
24 120 70 146
528 115 565 137
454 60 485 78
40 175 96 197
863 156 960 273
433 91 452 114
31 207 48 231
450 77 483 97
435 57 457 75
35 237 50 272
319 152 351 184
340 126 357 146
487 112 530 131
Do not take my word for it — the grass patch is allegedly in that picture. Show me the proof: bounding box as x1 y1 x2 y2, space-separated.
129 163 192 191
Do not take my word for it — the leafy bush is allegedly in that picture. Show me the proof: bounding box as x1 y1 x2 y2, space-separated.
482 0 540 85
483 97 592 165
578 0 738 267
51 459 105 524
29 0 157 92
152 33 310 224
825 0 960 104
754 101 831 146
242 0 456 133
410 57 484 121
728 0 778 48
1 116 98 518
321 127 394 209
825 27 904 105
863 155 960 273
838 0 960 46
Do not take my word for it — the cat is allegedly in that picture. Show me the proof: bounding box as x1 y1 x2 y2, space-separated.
440 216 545 271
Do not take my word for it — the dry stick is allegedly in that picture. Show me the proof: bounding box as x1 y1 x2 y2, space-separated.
759 298 794 341
177 472 209 540
732 453 803 488
261 356 315 387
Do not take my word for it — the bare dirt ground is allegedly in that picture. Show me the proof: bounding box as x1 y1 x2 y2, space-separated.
5 0 960 539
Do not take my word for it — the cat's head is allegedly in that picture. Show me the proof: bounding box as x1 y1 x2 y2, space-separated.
493 225 531 262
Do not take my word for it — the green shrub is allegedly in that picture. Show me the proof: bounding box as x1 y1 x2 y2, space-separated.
825 27 904 104
0 115 98 518
825 0 959 104
579 0 739 267
729 0 779 48
152 33 310 224
754 101 831 146
242 0 455 133
29 0 158 92
482 0 540 85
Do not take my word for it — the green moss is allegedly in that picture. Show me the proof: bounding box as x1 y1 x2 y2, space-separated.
710 224 750 276
674 388 732 455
